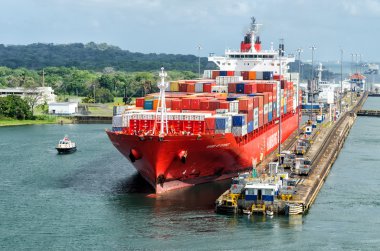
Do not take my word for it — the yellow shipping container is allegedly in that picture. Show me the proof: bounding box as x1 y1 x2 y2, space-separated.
170 81 179 92
248 71 256 80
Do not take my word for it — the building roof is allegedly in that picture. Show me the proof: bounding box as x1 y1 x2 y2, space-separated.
350 73 366 80
49 102 78 106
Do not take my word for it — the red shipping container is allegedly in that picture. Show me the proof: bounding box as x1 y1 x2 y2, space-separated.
244 83 257 94
200 100 210 110
165 99 172 109
209 100 220 110
179 83 187 92
171 99 182 110
228 83 236 93
219 101 229 109
264 92 273 103
205 117 215 134
241 109 254 122
189 98 201 110
253 96 259 109
281 80 287 89
203 83 215 93
273 74 280 80
238 98 254 111
257 96 264 127
241 71 249 80
182 98 191 110
135 97 145 107
227 71 234 76
212 71 220 79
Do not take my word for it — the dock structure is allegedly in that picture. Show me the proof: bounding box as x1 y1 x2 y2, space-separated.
356 110 380 117
288 92 368 213
215 92 368 216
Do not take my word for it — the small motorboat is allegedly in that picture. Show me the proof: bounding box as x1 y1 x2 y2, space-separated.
56 136 76 154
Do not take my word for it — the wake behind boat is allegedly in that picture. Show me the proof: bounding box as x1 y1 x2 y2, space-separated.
56 136 76 154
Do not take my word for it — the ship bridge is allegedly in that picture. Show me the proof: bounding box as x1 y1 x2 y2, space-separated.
208 49 295 74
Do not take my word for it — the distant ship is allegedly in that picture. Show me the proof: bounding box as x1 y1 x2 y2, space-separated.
106 17 301 193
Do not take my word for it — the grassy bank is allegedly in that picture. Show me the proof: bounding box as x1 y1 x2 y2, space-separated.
0 116 73 127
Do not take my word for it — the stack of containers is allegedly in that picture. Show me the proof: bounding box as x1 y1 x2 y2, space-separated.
215 116 231 134
255 93 269 125
232 114 247 136
253 97 259 129
229 100 239 113
238 97 254 133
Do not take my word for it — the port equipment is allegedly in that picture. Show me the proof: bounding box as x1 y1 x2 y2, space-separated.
292 157 312 175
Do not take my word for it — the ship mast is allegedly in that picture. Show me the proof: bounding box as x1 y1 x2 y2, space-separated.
153 67 169 136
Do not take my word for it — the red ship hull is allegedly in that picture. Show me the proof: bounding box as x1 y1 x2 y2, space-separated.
106 111 300 193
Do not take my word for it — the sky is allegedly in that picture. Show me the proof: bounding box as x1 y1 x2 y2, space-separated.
1 0 380 62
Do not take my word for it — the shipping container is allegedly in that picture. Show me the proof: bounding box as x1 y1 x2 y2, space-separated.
182 98 191 110
203 83 215 93
144 100 153 110
229 100 239 113
135 97 145 108
209 100 220 110
215 117 229 130
248 71 257 80
212 71 220 79
153 99 159 110
219 101 229 110
238 98 254 111
232 125 248 136
256 71 264 80
171 99 182 110
236 83 245 93
170 81 179 92
200 100 210 110
190 98 201 110
232 114 246 126
247 121 254 133
205 117 216 133
263 71 273 80
241 71 249 80
244 83 257 94
228 83 237 93
227 71 234 76
195 83 203 93
219 71 227 77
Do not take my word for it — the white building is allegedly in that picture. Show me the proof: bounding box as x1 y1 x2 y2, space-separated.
0 87 56 104
48 102 78 115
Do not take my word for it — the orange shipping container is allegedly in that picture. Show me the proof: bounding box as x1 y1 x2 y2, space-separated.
248 71 257 80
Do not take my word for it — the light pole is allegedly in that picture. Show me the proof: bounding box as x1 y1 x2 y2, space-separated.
278 39 284 164
296 48 303 133
93 84 96 103
197 45 202 78
310 45 316 121
340 49 343 116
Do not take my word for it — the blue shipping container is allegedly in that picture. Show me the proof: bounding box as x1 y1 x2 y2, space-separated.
232 114 246 126
247 93 256 97
263 71 273 80
236 83 245 93
268 112 273 122
215 117 228 130
144 100 153 110
226 97 237 101
284 104 287 114
247 121 254 133
219 71 227 76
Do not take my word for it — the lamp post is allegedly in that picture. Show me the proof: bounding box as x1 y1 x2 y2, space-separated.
93 84 96 103
278 39 284 164
310 45 316 121
340 49 343 116
197 45 202 79
296 48 303 133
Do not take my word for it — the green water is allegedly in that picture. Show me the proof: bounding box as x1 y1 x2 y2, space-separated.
1 103 380 249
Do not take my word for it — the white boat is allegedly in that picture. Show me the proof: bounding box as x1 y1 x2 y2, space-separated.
56 136 76 154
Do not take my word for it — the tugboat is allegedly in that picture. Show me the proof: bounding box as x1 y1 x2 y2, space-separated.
56 136 76 154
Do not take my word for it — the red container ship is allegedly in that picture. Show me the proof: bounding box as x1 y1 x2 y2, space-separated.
107 18 301 193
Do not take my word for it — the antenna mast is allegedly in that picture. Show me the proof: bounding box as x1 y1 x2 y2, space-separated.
153 67 169 136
